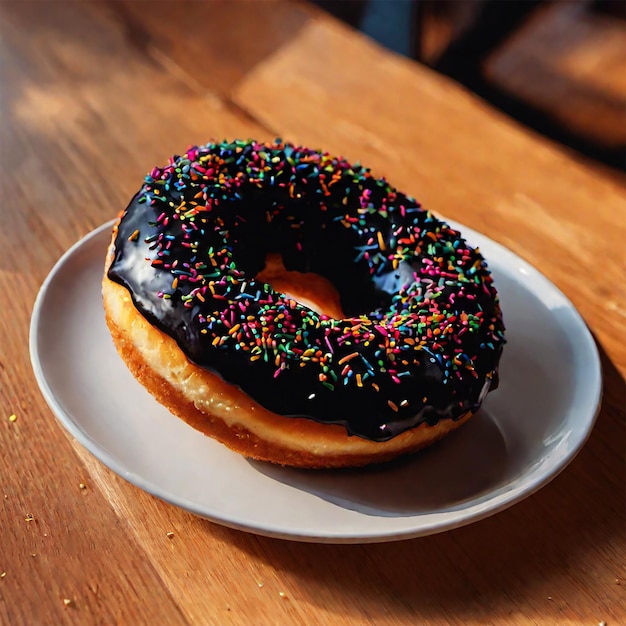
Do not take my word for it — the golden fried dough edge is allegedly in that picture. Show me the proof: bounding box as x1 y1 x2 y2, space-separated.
102 238 473 468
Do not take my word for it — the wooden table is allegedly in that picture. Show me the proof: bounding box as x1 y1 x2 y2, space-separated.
1 2 624 624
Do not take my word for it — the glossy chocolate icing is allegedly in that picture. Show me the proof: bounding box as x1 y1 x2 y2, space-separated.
108 140 505 441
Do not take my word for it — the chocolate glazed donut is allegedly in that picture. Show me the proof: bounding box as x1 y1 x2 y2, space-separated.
106 139 505 449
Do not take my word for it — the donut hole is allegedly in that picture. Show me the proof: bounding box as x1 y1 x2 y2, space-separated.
209 194 400 318
255 253 344 319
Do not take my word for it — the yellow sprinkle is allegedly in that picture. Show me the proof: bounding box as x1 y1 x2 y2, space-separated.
356 373 363 388
79 483 86 490
24 514 34 522
8 414 17 422
166 531 175 539
63 598 73 607
0 572 6 578
377 231 386 251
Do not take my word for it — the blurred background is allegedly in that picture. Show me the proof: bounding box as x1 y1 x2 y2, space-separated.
314 0 625 176
1 0 624 186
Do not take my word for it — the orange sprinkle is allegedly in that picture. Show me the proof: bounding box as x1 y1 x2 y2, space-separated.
338 352 359 365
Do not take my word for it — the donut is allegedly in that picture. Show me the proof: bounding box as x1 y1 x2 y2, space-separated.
103 139 505 468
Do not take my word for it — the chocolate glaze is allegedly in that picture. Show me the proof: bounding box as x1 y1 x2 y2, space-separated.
108 140 505 441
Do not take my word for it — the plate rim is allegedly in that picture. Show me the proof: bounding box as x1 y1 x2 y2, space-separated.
29 220 602 543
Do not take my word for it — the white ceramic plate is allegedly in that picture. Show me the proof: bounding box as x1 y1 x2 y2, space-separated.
30 220 601 543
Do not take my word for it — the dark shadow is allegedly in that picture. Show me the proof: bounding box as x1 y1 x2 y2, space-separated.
249 411 507 516
197 338 624 622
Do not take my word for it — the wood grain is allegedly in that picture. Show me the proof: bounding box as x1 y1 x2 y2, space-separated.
105 0 312 97
0 2 264 625
1 1 624 625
